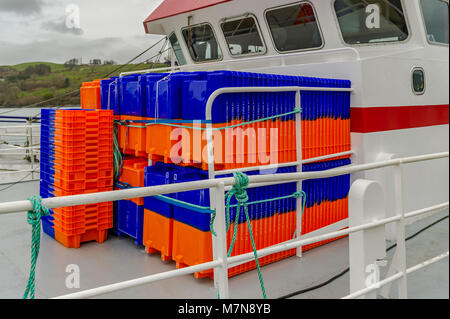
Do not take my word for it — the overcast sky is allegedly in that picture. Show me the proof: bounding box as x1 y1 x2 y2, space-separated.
0 0 166 65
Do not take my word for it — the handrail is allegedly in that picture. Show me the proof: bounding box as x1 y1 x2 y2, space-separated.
120 47 361 77
0 152 447 214
52 200 449 299
0 118 39 180
0 83 447 299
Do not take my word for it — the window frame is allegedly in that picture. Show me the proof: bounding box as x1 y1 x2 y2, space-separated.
181 22 223 64
220 13 267 58
331 0 412 47
168 32 187 66
263 1 325 54
411 67 426 95
419 0 449 47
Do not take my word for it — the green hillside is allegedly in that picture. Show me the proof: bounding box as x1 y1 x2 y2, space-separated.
11 62 66 73
0 62 167 107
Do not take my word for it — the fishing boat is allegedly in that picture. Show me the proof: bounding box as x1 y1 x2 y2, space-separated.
0 0 448 300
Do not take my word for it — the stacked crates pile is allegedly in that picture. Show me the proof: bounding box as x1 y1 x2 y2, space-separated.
114 157 148 246
40 109 114 248
80 80 102 110
97 70 352 278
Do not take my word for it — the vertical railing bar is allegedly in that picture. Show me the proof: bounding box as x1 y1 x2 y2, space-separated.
295 90 303 257
394 163 408 298
29 118 35 180
206 91 219 288
212 182 229 298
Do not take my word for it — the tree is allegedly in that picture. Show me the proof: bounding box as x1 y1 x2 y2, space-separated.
63 78 70 88
64 58 79 70
34 64 51 76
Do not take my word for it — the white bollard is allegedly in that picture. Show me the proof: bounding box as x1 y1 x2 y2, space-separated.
349 179 387 299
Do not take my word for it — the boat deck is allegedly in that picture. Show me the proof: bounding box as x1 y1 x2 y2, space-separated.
0 180 448 299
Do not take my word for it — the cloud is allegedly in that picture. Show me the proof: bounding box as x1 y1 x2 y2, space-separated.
0 0 45 16
42 19 84 35
0 35 166 65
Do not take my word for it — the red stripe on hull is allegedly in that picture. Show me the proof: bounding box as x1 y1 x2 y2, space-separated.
351 104 449 133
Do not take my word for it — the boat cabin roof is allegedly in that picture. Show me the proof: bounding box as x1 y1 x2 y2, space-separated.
144 0 231 30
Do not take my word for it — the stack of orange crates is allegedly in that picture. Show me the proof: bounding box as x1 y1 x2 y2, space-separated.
97 70 352 279
40 109 114 248
81 79 103 110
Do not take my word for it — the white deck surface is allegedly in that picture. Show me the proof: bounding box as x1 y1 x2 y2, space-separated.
0 180 448 299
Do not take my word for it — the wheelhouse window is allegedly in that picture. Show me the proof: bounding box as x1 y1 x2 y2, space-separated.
265 2 323 52
169 33 187 66
334 0 409 44
221 15 266 56
182 23 222 62
420 0 449 45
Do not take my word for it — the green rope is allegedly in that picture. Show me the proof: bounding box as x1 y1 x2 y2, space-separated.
23 196 50 299
113 125 123 182
115 108 301 131
113 124 129 184
292 190 307 239
211 172 267 299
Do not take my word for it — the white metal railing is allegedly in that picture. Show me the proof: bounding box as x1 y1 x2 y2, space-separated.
0 85 447 299
119 47 361 77
0 152 447 299
0 118 40 180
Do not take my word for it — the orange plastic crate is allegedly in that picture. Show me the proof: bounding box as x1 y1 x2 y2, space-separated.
143 209 173 261
117 116 149 157
145 123 183 163
151 118 351 169
81 80 102 110
170 198 349 279
54 228 108 248
118 157 148 205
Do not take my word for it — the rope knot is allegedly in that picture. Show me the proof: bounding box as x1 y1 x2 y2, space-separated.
26 196 49 226
231 172 249 204
293 190 306 199
23 195 50 299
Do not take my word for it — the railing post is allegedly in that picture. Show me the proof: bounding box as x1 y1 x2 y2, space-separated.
28 118 35 180
349 179 386 299
295 89 303 257
393 163 408 298
211 182 229 299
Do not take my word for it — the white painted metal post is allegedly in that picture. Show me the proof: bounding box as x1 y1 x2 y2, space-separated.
295 90 303 257
375 152 398 241
206 104 220 288
349 179 386 299
211 182 229 298
28 118 35 180
394 164 408 298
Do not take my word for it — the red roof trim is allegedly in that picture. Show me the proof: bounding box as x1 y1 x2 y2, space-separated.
144 0 231 25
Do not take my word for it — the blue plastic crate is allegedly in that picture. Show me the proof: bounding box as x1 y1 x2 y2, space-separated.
100 77 120 112
171 165 298 231
302 158 351 207
179 71 351 123
41 215 55 239
119 75 147 117
143 73 169 118
155 72 206 119
115 199 144 246
143 162 177 218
